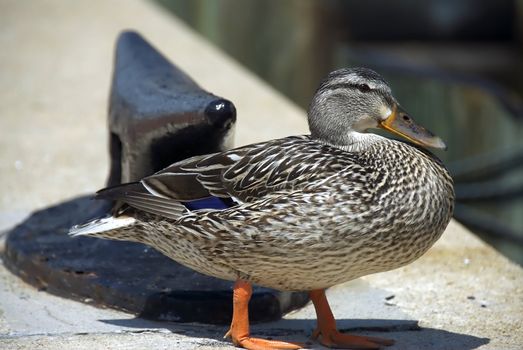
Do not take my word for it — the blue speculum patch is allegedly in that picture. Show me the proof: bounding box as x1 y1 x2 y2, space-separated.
183 197 234 211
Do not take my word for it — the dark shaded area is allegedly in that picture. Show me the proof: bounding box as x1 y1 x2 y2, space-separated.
3 196 308 324
103 317 490 350
140 288 307 324
150 98 236 172
339 0 515 42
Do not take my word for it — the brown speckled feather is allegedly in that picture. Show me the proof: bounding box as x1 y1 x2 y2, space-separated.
140 135 360 205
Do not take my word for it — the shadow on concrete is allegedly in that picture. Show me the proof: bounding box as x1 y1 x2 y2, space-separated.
102 317 490 349
2 195 307 324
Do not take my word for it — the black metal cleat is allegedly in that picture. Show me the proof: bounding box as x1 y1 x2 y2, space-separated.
107 31 236 185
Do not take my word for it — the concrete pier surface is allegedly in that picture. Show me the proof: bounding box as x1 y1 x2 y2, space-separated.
1 1 522 349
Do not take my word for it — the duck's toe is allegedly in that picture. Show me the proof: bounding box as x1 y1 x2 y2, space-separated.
230 335 304 350
311 329 394 349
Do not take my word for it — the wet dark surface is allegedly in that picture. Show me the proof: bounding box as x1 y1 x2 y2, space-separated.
3 196 309 324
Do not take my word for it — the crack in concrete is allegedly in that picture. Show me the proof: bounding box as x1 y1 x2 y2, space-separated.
42 306 75 327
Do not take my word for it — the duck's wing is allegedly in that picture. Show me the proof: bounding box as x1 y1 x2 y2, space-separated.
96 135 357 218
141 135 348 205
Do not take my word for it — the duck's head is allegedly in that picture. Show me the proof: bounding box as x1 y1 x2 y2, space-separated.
308 67 446 150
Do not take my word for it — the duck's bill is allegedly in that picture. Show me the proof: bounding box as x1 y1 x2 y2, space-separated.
378 105 447 150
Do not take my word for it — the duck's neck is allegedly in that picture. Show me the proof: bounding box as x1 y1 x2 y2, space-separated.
317 131 384 153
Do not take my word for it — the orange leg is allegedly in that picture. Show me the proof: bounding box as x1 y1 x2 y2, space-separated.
309 289 394 349
224 280 304 350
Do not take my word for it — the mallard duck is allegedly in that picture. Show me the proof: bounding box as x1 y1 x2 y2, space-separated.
71 67 454 349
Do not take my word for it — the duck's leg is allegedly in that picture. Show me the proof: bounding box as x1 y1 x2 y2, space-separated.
309 289 394 349
225 280 303 350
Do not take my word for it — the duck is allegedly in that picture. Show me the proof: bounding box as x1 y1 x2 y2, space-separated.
70 67 454 350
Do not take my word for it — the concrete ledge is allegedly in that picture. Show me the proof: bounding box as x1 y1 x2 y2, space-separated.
1 1 522 349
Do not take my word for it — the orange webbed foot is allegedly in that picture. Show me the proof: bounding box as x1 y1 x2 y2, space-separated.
309 289 394 349
311 328 394 349
226 333 304 350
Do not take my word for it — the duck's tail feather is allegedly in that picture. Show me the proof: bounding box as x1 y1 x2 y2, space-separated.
96 182 188 220
69 215 136 237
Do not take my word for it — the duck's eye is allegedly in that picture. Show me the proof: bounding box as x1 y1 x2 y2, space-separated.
356 84 371 93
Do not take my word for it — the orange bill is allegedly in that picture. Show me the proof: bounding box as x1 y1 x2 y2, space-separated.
379 105 447 150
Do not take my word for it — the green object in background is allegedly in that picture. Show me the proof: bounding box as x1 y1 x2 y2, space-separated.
157 0 523 265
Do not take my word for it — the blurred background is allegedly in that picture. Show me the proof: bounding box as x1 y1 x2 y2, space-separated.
156 0 523 264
